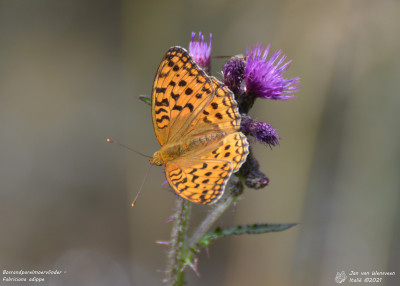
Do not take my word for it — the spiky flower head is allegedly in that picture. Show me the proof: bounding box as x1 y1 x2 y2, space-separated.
189 32 212 73
245 43 300 100
223 56 246 94
241 114 280 147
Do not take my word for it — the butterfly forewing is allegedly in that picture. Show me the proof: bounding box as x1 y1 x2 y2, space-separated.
152 47 214 145
181 77 241 139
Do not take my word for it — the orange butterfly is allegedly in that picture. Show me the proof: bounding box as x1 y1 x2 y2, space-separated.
150 47 249 205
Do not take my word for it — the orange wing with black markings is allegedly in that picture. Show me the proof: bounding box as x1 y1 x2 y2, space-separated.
150 47 249 205
165 159 233 205
151 47 214 145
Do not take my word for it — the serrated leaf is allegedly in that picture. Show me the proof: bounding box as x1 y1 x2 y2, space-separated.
139 94 151 106
198 223 297 248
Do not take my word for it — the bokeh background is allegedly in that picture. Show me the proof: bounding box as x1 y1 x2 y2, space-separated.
1 0 399 285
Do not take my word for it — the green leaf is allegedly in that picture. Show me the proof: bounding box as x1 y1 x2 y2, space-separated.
139 94 151 106
198 223 297 248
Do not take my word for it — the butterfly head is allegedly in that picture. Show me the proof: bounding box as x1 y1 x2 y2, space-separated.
149 151 164 166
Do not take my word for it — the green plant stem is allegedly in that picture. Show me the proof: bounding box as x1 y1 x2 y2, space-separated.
188 194 237 250
166 198 191 286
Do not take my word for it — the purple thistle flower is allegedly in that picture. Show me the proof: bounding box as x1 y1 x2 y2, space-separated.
223 57 246 93
241 114 280 147
245 43 300 100
189 32 212 73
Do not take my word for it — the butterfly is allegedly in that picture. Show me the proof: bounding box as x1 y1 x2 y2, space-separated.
149 47 249 205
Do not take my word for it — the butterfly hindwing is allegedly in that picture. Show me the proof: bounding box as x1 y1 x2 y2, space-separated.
165 159 233 205
194 132 249 172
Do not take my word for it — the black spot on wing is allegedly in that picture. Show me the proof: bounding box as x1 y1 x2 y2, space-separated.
171 92 180 101
156 87 166 93
156 115 170 123
173 105 183 111
203 117 211 124
185 103 194 112
155 108 167 114
185 88 193 95
155 98 169 106
169 169 182 178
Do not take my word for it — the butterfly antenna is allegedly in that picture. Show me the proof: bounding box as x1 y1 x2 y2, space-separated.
212 55 232 59
106 138 151 159
131 164 153 207
213 54 245 59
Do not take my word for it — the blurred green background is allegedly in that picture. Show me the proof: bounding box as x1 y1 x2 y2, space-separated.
1 0 399 285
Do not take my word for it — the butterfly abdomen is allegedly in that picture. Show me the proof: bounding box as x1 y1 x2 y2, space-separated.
182 131 226 153
151 131 226 166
